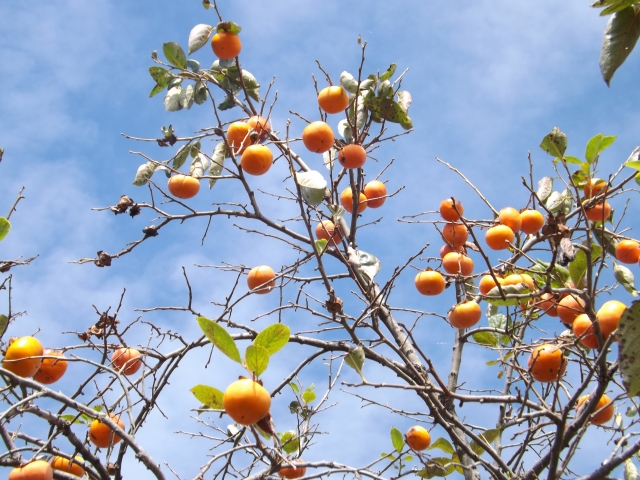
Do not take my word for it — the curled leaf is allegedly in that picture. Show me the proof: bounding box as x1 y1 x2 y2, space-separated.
188 24 213 55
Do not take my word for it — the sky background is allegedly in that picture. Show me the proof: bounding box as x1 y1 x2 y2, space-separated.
1 1 639 478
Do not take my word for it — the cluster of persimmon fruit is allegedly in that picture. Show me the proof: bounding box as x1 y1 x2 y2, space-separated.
2 335 144 478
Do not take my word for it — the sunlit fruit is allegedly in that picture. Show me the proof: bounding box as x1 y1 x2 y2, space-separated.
363 180 387 208
557 294 586 326
415 270 446 296
211 31 242 60
616 239 640 264
340 187 367 214
577 394 614 425
227 121 253 154
302 121 334 154
167 175 200 199
315 220 343 246
439 244 465 258
317 85 350 114
247 266 276 294
485 225 514 250
278 461 306 479
499 207 522 233
89 414 125 448
537 293 561 317
247 115 271 139
528 344 567 382
9 460 53 480
111 347 142 376
520 210 545 234
597 300 626 336
439 198 464 222
442 222 468 249
50 455 84 478
337 144 367 169
223 378 271 425
2 336 44 378
584 178 608 198
405 425 431 451
572 314 599 349
449 301 481 329
501 273 535 291
33 349 68 384
479 274 502 295
442 252 474 276
584 201 611 222
241 145 273 176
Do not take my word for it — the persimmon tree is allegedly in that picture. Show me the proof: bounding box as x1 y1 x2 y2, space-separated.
3 2 640 480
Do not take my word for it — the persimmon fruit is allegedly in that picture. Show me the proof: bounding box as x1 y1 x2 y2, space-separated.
363 180 387 208
340 187 367 214
499 207 522 233
247 266 276 294
211 31 242 60
616 239 640 264
557 295 586 326
2 336 43 378
439 244 465 258
302 121 334 154
415 270 446 296
442 222 468 249
247 115 270 139
317 85 350 114
227 121 253 154
315 220 342 246
33 349 68 384
278 462 306 479
577 394 614 425
528 344 567 382
223 378 271 425
405 425 431 451
584 201 611 222
442 252 474 276
50 455 84 478
111 347 142 375
520 210 545 234
479 274 502 295
449 301 482 329
584 178 608 198
537 293 561 317
8 460 53 480
168 175 200 199
572 314 598 349
89 414 125 449
439 198 464 221
485 225 514 250
241 145 273 176
337 144 367 169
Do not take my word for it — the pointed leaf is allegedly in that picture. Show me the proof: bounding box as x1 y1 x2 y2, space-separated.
390 426 405 454
302 384 316 404
585 133 616 163
380 63 397 82
364 96 412 129
197 316 242 363
600 6 640 85
537 177 553 202
615 262 640 296
472 332 498 347
133 161 158 186
278 431 300 454
569 249 589 289
345 345 366 381
540 127 567 158
254 324 290 356
602 0 637 15
315 239 328 253
289 382 300 393
190 153 210 178
150 84 166 97
173 144 191 170
245 344 269 377
417 458 457 478
0 218 10 242
625 459 639 480
618 300 640 395
470 428 500 456
428 437 455 455
0 314 8 340
163 42 187 69
190 385 224 409
209 142 226 189
188 24 214 55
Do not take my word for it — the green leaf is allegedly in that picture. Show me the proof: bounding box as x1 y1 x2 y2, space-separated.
378 80 393 98
540 127 567 158
618 300 640 395
601 0 638 15
189 153 209 178
563 155 584 166
0 314 7 340
625 147 640 169
215 21 242 34
625 459 639 480
253 324 290 356
60 414 86 425
485 283 530 307
345 345 366 381
615 262 640 296
197 316 242 363
302 384 316 404
173 144 191 170
315 239 328 253
593 227 619 257
428 437 455 455
190 385 224 409
470 428 500 456
417 458 457 478
585 133 616 163
163 42 187 69
390 426 405 454
150 83 166 97
404 455 414 462
188 24 214 55
0 218 10 242
380 63 397 82
209 142 226 189
537 177 553 202
278 431 300 454
187 59 200 73
289 382 300 393
133 161 158 186
364 96 413 129
472 332 498 347
569 249 589 289
149 66 172 86
245 344 269 377
600 6 640 86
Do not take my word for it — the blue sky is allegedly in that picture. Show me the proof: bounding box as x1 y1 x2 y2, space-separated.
1 1 639 478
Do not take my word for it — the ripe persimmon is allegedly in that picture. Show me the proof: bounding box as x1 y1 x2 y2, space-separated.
363 180 387 208
227 121 253 154
485 225 514 250
315 220 342 246
241 145 273 176
442 222 468 249
439 198 464 222
584 178 608 198
340 187 367 214
9 460 53 480
415 270 446 296
574 301 626 348
439 244 465 258
537 293 561 317
577 394 614 425
572 314 598 349
616 239 640 264
302 121 334 154
2 336 43 378
449 301 481 329
557 295 586 326
501 273 535 291
337 144 366 169
223 378 271 425
528 344 567 382
33 349 68 384
211 31 242 60
111 347 142 375
442 252 474 276
168 175 200 199
479 274 502 295
317 85 350 114
520 210 545 234
584 201 611 222
405 425 431 451
50 455 84 478
89 414 125 448
247 266 276 294
278 461 306 479
247 115 270 139
499 207 522 233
